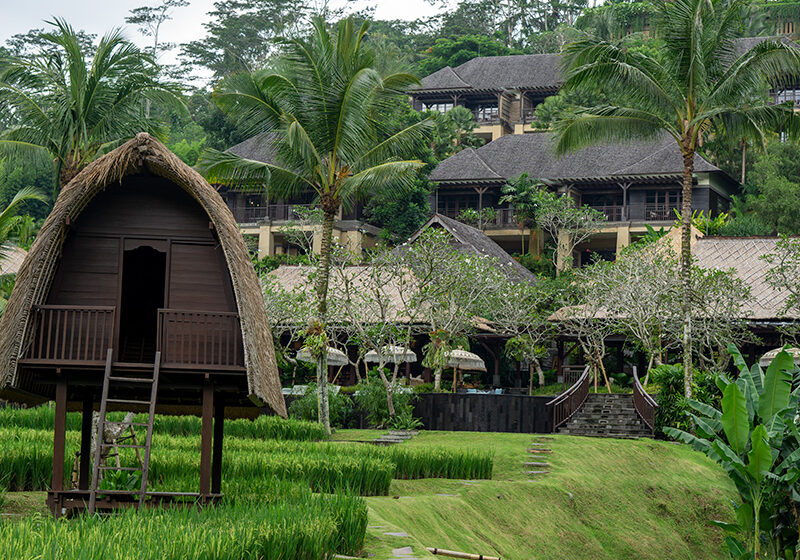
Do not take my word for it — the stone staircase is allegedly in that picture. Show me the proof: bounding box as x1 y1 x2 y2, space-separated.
557 394 653 439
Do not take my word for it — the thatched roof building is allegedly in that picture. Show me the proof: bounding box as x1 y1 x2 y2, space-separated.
0 133 285 418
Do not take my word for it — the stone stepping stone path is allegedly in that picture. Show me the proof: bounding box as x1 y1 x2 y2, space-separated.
525 436 554 478
372 430 419 446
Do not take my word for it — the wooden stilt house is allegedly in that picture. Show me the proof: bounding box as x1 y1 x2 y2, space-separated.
0 133 286 516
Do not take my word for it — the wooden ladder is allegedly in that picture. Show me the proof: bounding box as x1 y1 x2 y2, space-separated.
88 349 161 515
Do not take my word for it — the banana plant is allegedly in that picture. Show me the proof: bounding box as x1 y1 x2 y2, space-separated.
665 345 800 560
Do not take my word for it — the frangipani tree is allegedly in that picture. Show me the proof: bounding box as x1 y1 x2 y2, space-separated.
330 247 422 419
399 229 507 390
199 17 431 435
493 278 562 391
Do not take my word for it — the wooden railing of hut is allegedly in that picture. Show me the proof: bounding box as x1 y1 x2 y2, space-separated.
632 366 658 436
157 309 244 370
26 305 116 364
547 365 591 430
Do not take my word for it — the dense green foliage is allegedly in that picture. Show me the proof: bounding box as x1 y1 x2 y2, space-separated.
651 364 722 437
353 372 417 428
666 348 800 559
288 384 355 429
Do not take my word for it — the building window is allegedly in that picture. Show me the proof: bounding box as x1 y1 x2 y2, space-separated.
775 88 800 104
645 190 681 221
472 104 499 123
424 102 454 113
780 20 795 35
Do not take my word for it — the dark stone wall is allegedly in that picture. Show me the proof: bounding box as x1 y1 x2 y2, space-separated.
413 393 553 433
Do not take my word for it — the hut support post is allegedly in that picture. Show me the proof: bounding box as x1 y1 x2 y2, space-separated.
52 378 67 493
211 395 224 495
79 397 93 490
200 379 213 497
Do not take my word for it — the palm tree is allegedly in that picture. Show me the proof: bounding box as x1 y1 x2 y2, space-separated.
0 18 183 192
0 186 47 315
555 0 800 398
197 16 431 434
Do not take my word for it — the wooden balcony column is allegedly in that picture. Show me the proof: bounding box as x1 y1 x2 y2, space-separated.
473 186 489 229
618 182 632 221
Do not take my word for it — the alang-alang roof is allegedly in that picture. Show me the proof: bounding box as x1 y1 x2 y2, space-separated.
0 133 286 417
415 53 562 93
430 132 723 184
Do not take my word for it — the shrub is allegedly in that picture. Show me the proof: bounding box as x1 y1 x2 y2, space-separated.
288 383 354 429
353 372 416 428
512 252 555 277
651 363 721 438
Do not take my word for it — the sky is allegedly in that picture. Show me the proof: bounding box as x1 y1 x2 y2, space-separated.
0 0 446 67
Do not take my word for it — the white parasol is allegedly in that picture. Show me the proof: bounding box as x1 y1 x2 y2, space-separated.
759 347 800 367
295 346 350 366
364 345 417 364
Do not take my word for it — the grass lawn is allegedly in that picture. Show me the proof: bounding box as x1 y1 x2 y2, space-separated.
3 422 734 560
343 430 736 560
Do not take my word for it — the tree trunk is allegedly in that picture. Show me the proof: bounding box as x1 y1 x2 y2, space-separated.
680 145 695 400
534 358 545 387
377 364 396 419
314 209 337 436
528 363 535 395
434 367 443 391
740 139 746 185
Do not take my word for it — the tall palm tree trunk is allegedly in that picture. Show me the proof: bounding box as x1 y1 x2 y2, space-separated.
680 146 695 399
314 208 336 436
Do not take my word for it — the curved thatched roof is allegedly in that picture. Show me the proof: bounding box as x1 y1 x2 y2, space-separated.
0 133 286 417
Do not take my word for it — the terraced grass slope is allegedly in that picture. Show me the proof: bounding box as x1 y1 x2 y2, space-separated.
333 431 737 560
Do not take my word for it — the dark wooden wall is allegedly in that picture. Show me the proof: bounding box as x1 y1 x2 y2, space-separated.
47 174 236 313
413 393 553 433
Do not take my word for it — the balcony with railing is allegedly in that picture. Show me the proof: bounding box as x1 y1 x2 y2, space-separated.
157 309 244 370
230 203 315 224
23 305 244 371
25 305 116 365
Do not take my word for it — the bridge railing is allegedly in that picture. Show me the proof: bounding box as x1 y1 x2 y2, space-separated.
546 365 591 431
632 366 658 436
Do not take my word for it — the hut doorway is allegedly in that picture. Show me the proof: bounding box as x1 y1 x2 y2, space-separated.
119 244 167 362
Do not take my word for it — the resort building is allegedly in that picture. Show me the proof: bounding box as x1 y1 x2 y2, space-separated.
429 132 739 264
409 54 561 141
218 134 381 258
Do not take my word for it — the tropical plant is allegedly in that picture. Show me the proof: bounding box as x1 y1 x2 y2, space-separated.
556 0 800 397
665 347 800 559
499 173 547 254
353 371 416 428
0 19 184 192
197 16 430 435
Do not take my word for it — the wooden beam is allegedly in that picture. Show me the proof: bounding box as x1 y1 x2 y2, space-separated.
52 378 68 493
211 395 225 495
79 397 93 490
199 379 213 496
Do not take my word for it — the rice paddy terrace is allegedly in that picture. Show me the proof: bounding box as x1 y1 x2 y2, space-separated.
0 407 735 559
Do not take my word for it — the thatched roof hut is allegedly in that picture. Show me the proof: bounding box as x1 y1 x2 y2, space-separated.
0 133 285 418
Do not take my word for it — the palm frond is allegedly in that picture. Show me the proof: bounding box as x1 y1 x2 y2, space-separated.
555 106 677 155
196 148 313 199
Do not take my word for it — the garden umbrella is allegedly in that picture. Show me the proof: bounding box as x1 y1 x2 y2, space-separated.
364 345 417 364
295 346 349 367
759 347 800 367
446 349 486 371
445 349 486 393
